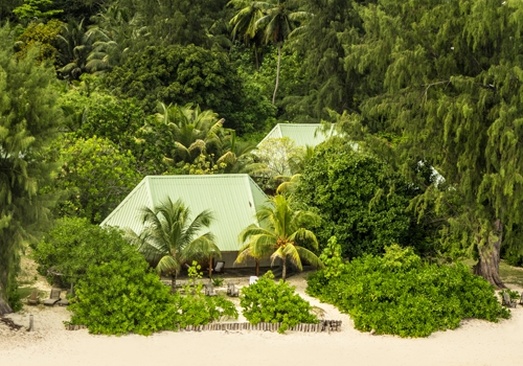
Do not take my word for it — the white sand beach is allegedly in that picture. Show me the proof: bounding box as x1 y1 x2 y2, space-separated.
1 274 522 366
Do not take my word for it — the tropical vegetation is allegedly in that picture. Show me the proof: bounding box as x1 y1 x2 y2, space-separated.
125 197 221 290
240 271 318 333
0 0 521 343
236 194 323 279
33 217 133 287
307 244 510 337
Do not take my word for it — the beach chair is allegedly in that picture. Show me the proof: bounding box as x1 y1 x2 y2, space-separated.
205 283 217 296
27 289 39 306
501 291 517 308
214 261 225 274
42 288 61 306
226 283 239 297
58 284 74 306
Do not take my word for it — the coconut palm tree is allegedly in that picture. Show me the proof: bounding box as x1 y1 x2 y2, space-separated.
229 0 308 104
86 3 148 72
228 0 266 68
125 197 221 290
56 18 95 80
236 194 323 279
154 103 225 165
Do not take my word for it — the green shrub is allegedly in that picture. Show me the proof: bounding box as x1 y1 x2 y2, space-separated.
173 293 238 328
68 253 178 335
240 271 318 333
307 244 510 337
294 139 430 258
33 217 132 286
172 262 238 327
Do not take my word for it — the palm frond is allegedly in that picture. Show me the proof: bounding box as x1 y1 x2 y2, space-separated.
156 255 181 275
295 246 324 269
182 232 220 261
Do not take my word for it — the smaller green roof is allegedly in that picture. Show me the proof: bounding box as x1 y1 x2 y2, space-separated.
101 174 268 252
258 123 335 147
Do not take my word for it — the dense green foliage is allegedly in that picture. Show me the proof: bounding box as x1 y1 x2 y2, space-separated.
2 0 523 312
69 252 178 335
33 217 134 286
307 245 510 337
51 135 140 223
240 271 318 333
0 26 63 314
172 262 238 327
104 44 250 131
340 0 523 285
295 138 423 259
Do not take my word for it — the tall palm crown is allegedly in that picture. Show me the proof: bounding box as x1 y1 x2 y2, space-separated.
228 0 308 103
236 194 323 279
127 197 220 289
155 103 225 165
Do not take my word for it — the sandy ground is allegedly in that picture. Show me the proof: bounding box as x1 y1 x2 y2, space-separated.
1 274 523 366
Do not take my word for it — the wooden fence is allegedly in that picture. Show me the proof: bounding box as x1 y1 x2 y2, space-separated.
66 320 342 333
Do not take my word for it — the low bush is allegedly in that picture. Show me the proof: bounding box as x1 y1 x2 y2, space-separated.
33 217 131 286
307 244 510 337
172 262 238 327
68 253 178 336
68 259 238 335
240 271 318 333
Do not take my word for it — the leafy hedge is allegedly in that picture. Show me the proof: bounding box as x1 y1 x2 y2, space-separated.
69 253 178 336
307 244 510 337
240 272 318 333
33 217 135 286
68 257 238 335
172 262 238 328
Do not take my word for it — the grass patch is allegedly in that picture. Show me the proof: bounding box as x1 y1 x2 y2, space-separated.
17 286 38 299
461 258 523 288
500 261 523 287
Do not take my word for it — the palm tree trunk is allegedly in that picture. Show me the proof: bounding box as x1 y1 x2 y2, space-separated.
255 258 260 277
208 257 213 278
271 43 282 105
281 257 287 281
254 47 260 70
171 273 177 292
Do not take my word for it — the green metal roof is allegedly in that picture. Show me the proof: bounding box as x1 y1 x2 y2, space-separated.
258 123 335 147
101 174 268 252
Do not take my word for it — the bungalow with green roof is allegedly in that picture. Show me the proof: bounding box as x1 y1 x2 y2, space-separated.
257 123 335 148
101 174 268 269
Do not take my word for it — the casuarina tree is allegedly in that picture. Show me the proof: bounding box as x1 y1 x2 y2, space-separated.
0 26 63 314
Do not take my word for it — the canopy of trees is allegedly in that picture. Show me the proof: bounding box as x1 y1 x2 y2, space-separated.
2 0 523 314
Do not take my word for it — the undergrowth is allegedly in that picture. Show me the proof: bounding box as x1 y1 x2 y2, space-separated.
307 242 510 337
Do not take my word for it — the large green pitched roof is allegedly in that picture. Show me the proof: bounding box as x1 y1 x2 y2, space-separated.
258 123 335 147
101 174 268 252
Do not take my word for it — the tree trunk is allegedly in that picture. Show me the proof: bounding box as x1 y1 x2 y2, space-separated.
281 257 287 281
0 295 12 316
254 47 260 70
0 269 12 315
208 257 213 279
473 219 505 288
171 273 177 292
271 44 282 105
255 259 260 277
